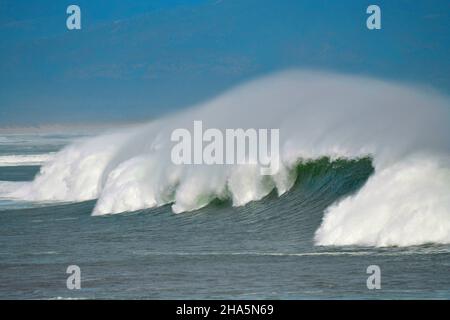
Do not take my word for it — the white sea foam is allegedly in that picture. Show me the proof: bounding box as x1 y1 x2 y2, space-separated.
0 153 56 166
6 70 450 247
315 155 450 247
0 181 28 198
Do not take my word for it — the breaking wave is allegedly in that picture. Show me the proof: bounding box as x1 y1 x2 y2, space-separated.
4 70 450 247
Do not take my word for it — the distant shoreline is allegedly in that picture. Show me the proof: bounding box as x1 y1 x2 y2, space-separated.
0 120 151 134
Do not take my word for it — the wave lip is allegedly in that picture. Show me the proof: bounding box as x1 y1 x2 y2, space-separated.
4 70 450 247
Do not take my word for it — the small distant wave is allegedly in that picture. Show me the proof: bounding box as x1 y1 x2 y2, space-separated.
49 297 88 300
131 250 375 257
0 153 55 167
131 248 450 257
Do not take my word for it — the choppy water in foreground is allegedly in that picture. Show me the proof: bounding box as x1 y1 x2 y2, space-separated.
0 133 449 299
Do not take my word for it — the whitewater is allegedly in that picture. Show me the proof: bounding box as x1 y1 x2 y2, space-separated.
2 70 450 247
0 153 56 166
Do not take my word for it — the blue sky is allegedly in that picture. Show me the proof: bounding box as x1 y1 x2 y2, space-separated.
0 0 449 125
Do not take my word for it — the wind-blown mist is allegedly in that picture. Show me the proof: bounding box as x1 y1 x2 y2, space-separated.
6 71 450 247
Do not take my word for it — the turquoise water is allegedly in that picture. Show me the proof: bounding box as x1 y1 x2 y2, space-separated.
0 135 449 299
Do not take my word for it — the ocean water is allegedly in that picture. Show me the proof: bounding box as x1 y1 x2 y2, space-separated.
1 71 449 299
0 134 449 300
